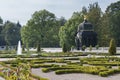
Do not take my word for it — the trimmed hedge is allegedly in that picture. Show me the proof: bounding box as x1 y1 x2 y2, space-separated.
41 65 109 76
30 73 48 80
31 64 59 68
42 67 76 73
54 67 120 77
88 61 120 66
99 69 120 77
55 69 83 74
0 72 5 79
64 58 80 60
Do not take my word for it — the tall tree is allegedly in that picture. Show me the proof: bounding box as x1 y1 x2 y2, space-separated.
21 9 59 52
0 17 3 24
2 21 21 46
105 1 120 46
98 14 111 46
59 12 84 52
82 6 87 15
0 17 6 46
58 17 67 26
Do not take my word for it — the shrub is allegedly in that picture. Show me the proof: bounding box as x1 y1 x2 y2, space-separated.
42 68 49 73
55 59 65 63
99 72 108 77
55 69 83 74
64 58 79 60
109 39 116 55
42 67 76 73
10 64 17 67
0 72 5 79
82 45 86 51
62 43 68 52
89 45 92 51
95 45 99 50
88 61 120 66
31 64 58 68
99 69 118 77
113 69 120 73
30 73 48 80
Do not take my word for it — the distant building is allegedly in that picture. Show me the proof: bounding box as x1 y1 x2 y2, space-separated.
75 19 97 50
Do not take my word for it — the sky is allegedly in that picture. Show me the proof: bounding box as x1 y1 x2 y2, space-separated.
0 0 119 25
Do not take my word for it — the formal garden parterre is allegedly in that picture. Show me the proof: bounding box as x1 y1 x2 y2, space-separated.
0 51 120 80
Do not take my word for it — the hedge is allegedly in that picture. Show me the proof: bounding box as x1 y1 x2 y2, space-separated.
30 73 48 80
31 64 59 68
42 67 76 73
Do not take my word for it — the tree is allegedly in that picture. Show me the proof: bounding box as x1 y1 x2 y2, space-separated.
21 9 59 52
59 17 67 26
0 17 6 46
82 6 87 15
98 14 111 46
105 1 120 46
2 21 21 46
109 39 116 55
0 17 3 24
59 26 69 52
21 25 30 51
59 12 84 52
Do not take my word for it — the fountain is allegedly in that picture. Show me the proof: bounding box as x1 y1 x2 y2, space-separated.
17 40 22 55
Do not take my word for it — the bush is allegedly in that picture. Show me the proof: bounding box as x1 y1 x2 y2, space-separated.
98 69 119 77
30 73 48 80
52 66 108 75
55 69 83 74
64 58 79 60
42 67 75 73
55 59 65 63
113 69 120 73
0 72 5 79
88 61 120 66
99 72 108 77
42 68 49 73
89 45 92 51
10 64 17 67
82 45 86 51
62 43 67 52
95 45 99 50
31 64 58 68
109 39 116 55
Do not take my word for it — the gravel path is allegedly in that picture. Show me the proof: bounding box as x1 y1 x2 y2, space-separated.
0 77 5 80
32 68 120 80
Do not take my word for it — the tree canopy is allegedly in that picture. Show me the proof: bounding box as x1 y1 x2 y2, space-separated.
106 1 120 46
2 21 21 46
59 12 84 52
21 9 61 52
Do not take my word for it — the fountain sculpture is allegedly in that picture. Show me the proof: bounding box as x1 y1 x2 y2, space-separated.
17 40 22 55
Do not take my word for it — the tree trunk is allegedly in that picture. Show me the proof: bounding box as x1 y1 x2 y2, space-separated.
37 42 41 52
22 45 25 51
26 43 29 52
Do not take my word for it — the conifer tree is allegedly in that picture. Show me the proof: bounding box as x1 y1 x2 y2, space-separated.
109 39 116 55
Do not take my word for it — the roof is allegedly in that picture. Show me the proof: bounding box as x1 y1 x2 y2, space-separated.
78 20 94 31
